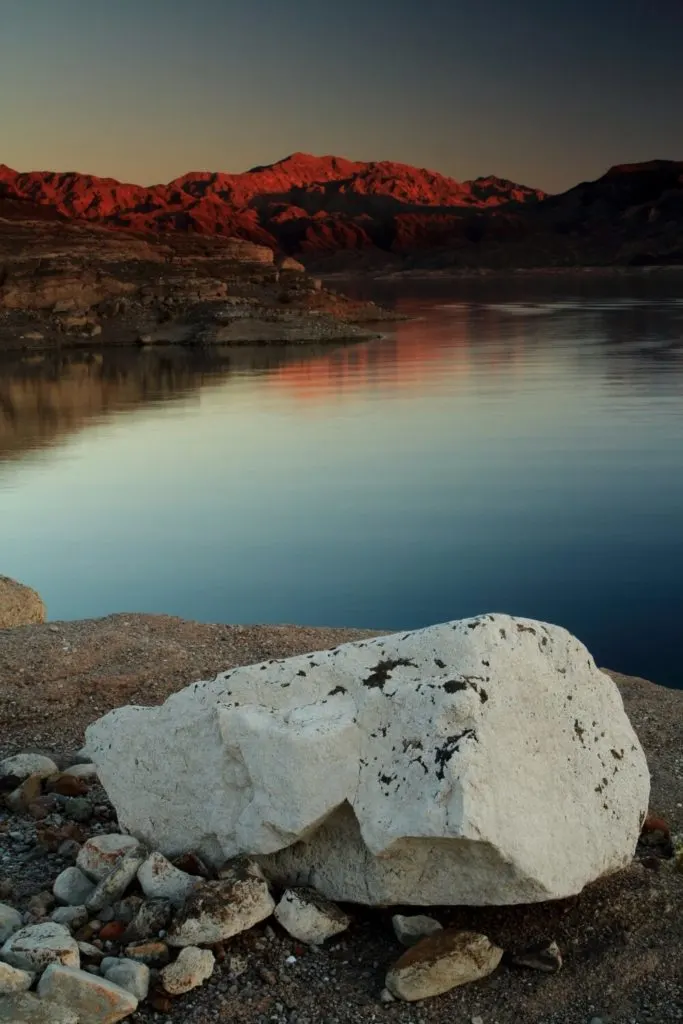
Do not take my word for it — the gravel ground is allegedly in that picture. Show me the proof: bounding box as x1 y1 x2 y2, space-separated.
1 614 682 1024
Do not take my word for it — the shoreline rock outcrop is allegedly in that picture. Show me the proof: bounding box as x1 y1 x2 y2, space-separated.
85 614 650 907
0 576 45 630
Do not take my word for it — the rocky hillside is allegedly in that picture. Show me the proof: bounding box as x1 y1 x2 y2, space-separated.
0 154 544 256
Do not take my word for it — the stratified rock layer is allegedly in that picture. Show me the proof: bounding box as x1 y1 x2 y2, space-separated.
86 615 650 906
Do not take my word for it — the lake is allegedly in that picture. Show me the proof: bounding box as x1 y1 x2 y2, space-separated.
1 274 682 687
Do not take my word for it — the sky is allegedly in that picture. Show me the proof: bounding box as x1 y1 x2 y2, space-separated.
1 0 682 194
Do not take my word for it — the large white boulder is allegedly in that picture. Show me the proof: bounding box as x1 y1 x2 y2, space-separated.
85 615 650 906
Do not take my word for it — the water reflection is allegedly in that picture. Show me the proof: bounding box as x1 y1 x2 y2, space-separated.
1 280 682 688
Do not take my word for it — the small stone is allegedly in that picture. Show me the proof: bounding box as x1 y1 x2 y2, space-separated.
86 849 146 912
161 945 215 994
99 921 127 941
392 914 443 947
137 852 198 908
385 929 503 1002
6 773 43 812
228 953 249 977
0 903 23 943
380 988 395 1003
274 888 350 945
0 880 13 901
78 940 105 961
104 958 150 1001
259 966 277 985
57 839 82 860
100 956 120 973
0 992 78 1024
46 773 90 797
77 834 143 882
172 851 211 878
53 866 96 906
51 905 89 931
63 763 99 782
123 940 170 966
37 963 138 1023
63 797 94 822
0 921 80 972
510 940 563 973
111 896 144 924
0 960 33 995
0 753 57 783
167 861 275 947
122 899 172 942
28 795 59 819
472 1017 484 1024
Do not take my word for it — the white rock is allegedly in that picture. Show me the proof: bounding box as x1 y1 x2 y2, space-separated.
161 945 215 994
51 905 89 931
78 941 104 962
86 615 650 906
0 753 57 782
37 963 138 1022
385 929 503 1001
137 852 198 908
87 850 146 912
63 763 99 781
53 866 95 906
77 834 143 883
0 992 79 1024
103 958 150 1001
0 903 23 944
167 861 275 947
0 960 33 995
392 914 443 947
274 888 350 945
0 921 80 972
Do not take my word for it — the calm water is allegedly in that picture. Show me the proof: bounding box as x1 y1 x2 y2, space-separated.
1 275 682 687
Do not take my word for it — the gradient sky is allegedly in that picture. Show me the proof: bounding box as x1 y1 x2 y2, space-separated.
1 0 681 193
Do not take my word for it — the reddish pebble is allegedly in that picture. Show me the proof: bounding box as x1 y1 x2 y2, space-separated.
99 921 126 941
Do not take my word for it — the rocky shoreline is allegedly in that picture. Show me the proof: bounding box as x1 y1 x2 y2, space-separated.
0 219 401 355
0 601 682 1024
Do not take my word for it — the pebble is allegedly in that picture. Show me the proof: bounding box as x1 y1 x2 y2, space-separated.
0 903 23 943
86 849 146 912
53 866 96 906
161 945 215 994
77 834 143 882
137 851 199 908
392 913 443 948
274 888 350 946
122 898 172 942
104 957 151 1001
0 992 79 1023
63 763 99 781
37 962 139 1022
123 940 171 966
0 753 58 782
0 960 33 995
510 939 563 973
0 921 80 972
167 866 275 947
51 905 89 931
385 929 503 1002
63 796 94 822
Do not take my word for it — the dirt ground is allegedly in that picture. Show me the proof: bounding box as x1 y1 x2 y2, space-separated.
1 613 682 1024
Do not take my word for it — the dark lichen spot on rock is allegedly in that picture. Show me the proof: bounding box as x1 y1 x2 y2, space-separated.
434 729 477 780
296 670 306 677
328 685 347 696
517 624 537 635
482 659 490 667
280 682 291 688
541 636 549 647
379 773 395 786
566 694 573 701
443 680 468 694
611 748 624 760
467 620 481 630
499 628 507 639
574 720 585 744
434 658 446 669
363 658 416 690
479 688 489 704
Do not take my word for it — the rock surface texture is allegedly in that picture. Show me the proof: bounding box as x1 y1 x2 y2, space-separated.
0 575 45 629
86 615 650 906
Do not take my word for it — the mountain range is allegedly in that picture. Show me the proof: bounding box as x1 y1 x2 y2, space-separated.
1 154 682 269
